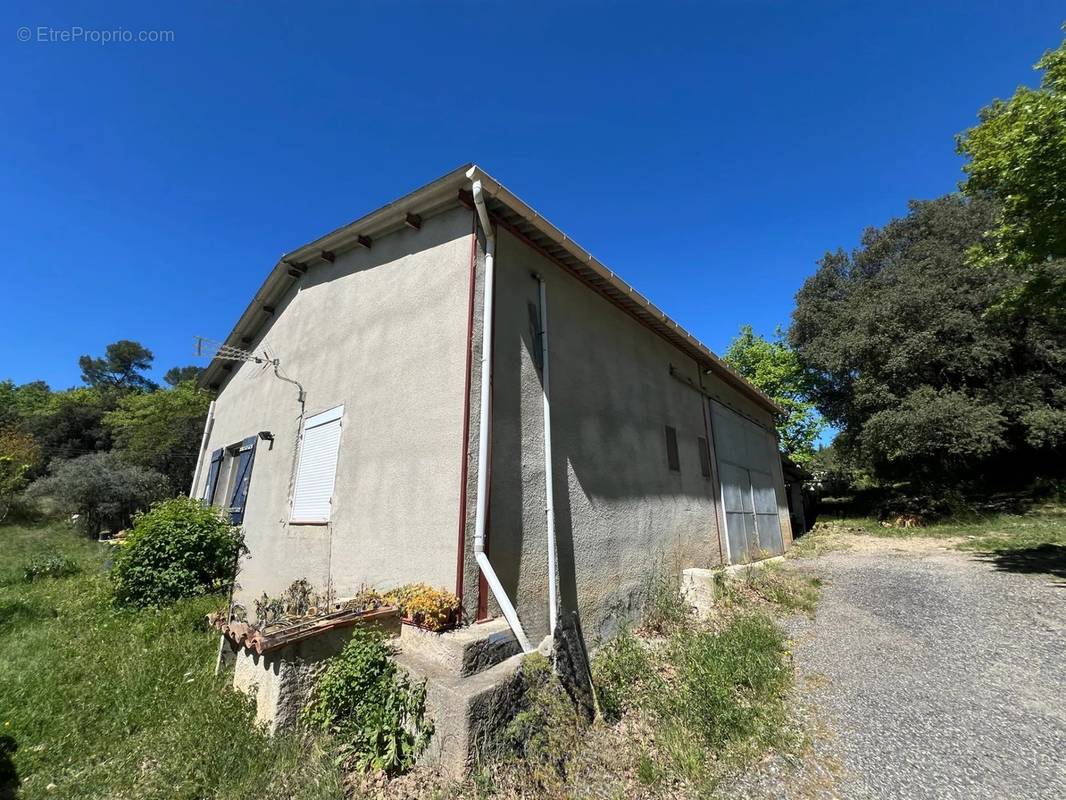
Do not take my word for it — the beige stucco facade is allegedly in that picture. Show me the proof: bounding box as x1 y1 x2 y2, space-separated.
197 168 791 642
195 205 475 606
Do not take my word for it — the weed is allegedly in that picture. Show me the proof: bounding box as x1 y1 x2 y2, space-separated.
22 552 79 582
662 613 791 754
303 626 432 775
500 652 587 789
590 626 655 721
635 749 660 786
640 571 691 635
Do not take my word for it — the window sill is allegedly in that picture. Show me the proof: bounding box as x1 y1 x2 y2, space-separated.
288 520 330 526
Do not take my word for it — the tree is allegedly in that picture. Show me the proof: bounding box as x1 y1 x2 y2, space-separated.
23 387 114 464
790 194 1066 488
723 325 824 464
26 452 170 535
0 425 42 521
103 381 211 490
163 365 204 387
957 28 1066 313
79 340 157 392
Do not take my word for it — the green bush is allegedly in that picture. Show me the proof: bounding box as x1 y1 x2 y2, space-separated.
23 552 79 582
663 612 790 751
302 626 431 775
111 497 243 607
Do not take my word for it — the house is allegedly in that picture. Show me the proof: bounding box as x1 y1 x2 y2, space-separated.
192 164 792 653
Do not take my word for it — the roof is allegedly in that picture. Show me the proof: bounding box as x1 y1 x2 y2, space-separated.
200 163 780 415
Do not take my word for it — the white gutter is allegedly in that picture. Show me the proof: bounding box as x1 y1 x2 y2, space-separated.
189 400 216 498
534 273 559 635
468 170 533 653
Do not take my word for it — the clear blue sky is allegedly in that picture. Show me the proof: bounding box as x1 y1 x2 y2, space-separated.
1 1 1062 391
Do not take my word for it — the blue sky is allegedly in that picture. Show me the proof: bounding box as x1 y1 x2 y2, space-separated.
1 1 1062 392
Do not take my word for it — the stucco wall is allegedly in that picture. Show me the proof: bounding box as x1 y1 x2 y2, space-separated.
480 229 737 643
195 205 474 605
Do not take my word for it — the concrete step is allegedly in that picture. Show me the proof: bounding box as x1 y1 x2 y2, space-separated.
396 618 520 678
394 646 526 779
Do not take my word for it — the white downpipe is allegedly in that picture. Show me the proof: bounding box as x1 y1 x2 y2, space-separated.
469 174 533 653
535 274 559 636
189 400 216 498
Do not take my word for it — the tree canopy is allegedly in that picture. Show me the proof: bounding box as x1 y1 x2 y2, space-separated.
104 380 212 490
723 326 824 464
79 340 157 392
957 29 1066 314
790 194 1066 488
163 365 204 387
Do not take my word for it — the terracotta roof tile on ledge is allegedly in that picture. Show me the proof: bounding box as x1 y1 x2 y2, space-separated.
211 606 399 655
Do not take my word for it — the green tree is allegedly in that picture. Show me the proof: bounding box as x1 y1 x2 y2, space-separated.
723 326 824 464
163 365 204 387
790 194 1066 488
0 425 42 521
79 340 157 392
957 28 1066 313
104 381 211 490
24 387 114 463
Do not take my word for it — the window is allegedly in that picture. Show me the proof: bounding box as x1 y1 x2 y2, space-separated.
203 438 258 524
290 405 344 524
665 425 680 472
697 436 712 478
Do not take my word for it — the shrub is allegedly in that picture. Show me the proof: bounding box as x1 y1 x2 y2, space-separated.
26 452 169 536
23 552 79 582
111 497 244 607
302 626 431 774
383 583 460 631
662 612 790 751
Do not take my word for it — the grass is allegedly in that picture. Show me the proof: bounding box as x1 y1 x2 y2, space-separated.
807 501 1066 578
0 521 344 800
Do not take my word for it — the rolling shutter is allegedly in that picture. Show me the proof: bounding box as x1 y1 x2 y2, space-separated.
203 448 224 504
227 436 258 524
290 405 344 523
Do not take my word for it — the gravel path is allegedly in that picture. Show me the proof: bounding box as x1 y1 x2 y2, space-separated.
782 537 1066 800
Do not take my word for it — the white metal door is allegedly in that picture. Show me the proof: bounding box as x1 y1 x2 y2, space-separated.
710 401 785 562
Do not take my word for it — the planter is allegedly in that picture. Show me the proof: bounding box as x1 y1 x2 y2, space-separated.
212 605 400 655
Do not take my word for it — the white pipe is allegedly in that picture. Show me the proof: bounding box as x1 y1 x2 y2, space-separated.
469 172 533 653
189 400 216 497
535 274 559 635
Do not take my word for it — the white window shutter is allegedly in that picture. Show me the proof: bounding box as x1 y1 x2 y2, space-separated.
291 405 344 523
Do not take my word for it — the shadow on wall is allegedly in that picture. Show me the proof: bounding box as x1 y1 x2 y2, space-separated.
981 544 1066 582
488 272 716 642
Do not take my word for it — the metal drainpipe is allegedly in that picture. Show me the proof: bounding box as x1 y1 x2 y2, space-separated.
469 171 533 653
189 400 216 498
534 273 559 636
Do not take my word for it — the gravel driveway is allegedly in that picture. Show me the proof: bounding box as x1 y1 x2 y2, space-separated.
782 537 1066 800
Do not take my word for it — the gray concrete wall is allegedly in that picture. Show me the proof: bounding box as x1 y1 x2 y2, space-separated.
195 205 475 606
479 228 737 643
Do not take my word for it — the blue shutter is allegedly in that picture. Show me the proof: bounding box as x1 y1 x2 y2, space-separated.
203 448 224 503
227 436 258 524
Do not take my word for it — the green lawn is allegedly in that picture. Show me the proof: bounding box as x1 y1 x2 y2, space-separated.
811 501 1066 579
0 522 344 800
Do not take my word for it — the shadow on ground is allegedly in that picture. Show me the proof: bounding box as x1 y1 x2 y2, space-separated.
980 544 1066 582
0 735 18 800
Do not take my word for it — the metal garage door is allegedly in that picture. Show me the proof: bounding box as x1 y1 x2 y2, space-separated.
711 401 784 563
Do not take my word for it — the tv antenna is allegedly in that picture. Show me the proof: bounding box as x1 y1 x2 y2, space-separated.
194 336 305 403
